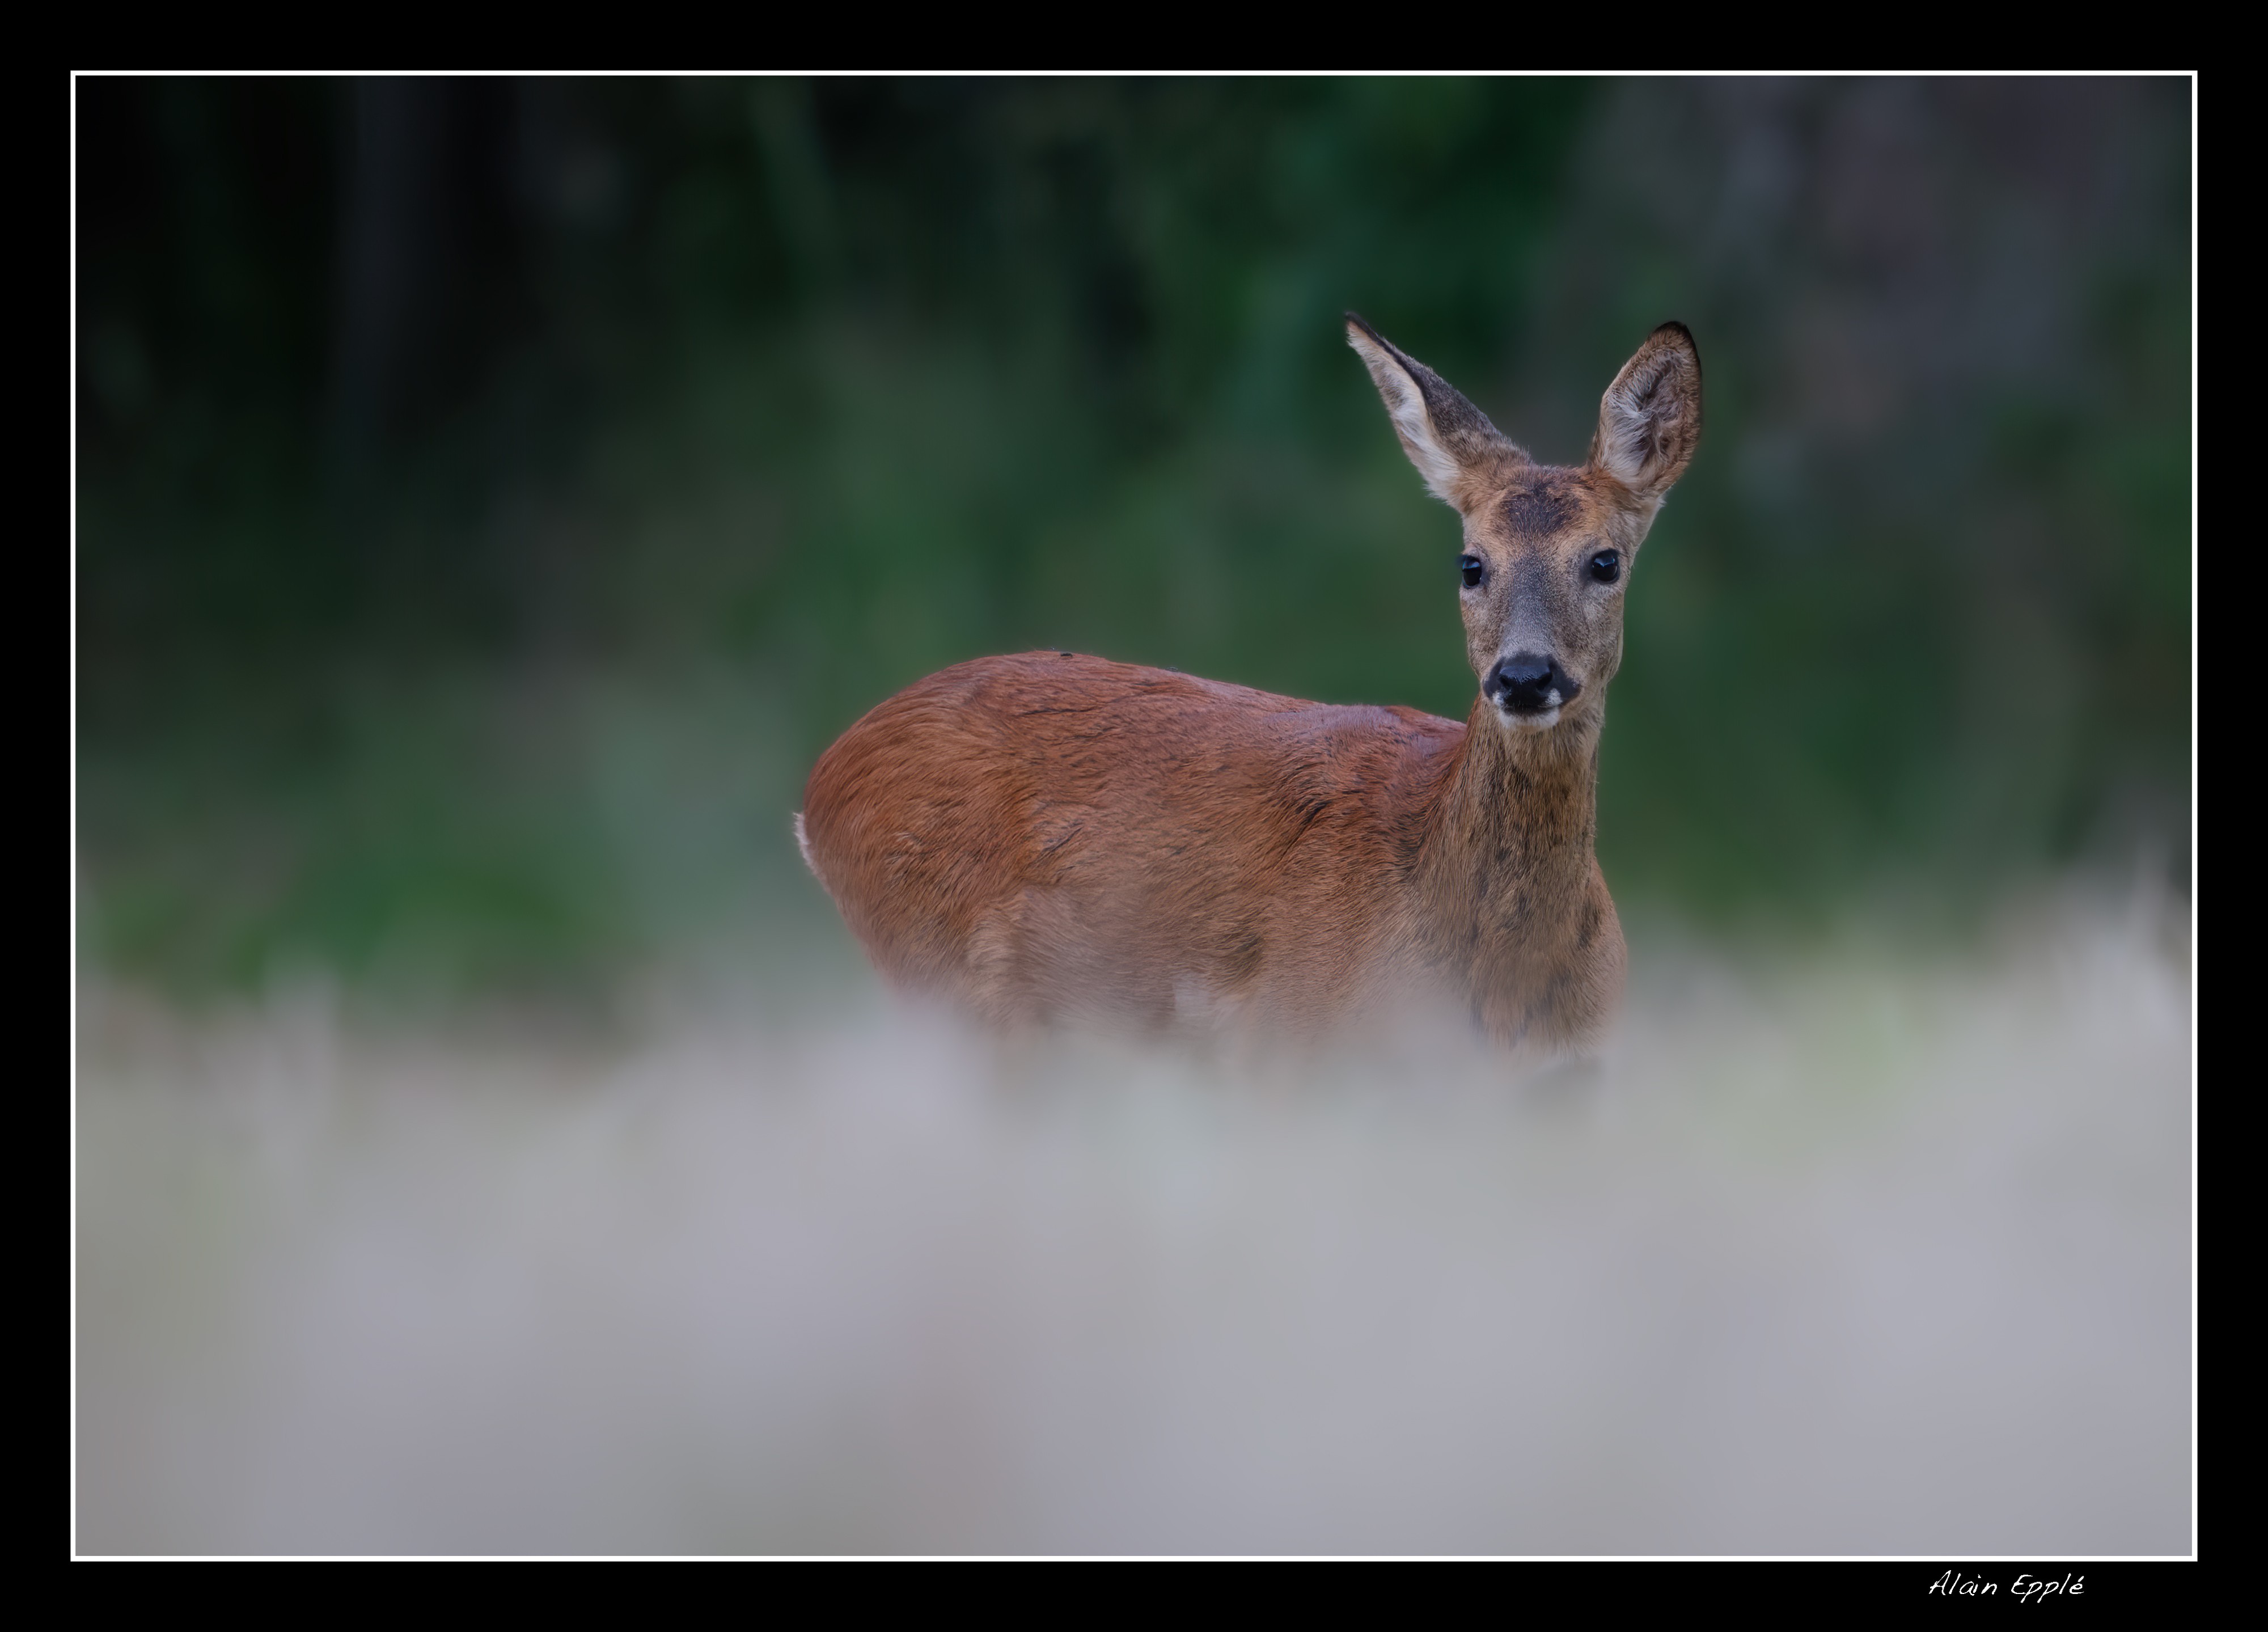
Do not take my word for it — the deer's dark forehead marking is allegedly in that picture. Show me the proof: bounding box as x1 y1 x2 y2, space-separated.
1497 471 1580 536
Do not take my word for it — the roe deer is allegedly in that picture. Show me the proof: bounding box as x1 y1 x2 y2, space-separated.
798 316 1702 1056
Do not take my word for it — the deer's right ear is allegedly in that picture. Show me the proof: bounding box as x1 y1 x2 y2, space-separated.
1346 314 1515 512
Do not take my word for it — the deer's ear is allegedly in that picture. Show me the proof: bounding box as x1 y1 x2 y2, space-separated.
1590 322 1702 503
1346 314 1517 511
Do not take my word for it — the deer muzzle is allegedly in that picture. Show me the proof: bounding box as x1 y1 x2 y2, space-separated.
1486 652 1582 724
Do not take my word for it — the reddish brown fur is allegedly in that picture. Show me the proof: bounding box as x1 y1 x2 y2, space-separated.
800 320 1702 1056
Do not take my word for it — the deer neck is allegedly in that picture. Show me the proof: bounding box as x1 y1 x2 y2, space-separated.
1414 699 1605 1008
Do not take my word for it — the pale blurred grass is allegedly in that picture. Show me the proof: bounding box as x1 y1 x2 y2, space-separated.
74 886 2190 1555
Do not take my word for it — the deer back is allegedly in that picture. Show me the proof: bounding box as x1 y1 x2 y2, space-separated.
800 651 1465 1033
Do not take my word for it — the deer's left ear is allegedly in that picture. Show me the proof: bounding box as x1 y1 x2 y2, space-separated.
1589 322 1702 504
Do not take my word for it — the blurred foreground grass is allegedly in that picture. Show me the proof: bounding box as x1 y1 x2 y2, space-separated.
77 888 2190 1554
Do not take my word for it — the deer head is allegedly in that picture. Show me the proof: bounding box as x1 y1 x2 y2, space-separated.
1347 315 1702 733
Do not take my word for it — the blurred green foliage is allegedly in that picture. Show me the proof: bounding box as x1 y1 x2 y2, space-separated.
76 78 2191 999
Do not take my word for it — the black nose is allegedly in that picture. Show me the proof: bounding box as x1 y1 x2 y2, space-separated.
1487 653 1580 714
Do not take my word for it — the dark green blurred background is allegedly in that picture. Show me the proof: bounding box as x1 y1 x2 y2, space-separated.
75 78 2191 1004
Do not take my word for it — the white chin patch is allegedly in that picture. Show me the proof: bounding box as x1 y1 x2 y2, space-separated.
1495 704 1562 733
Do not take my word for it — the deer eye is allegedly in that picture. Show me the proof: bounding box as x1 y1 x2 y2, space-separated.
1588 550 1622 584
1459 555 1484 588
